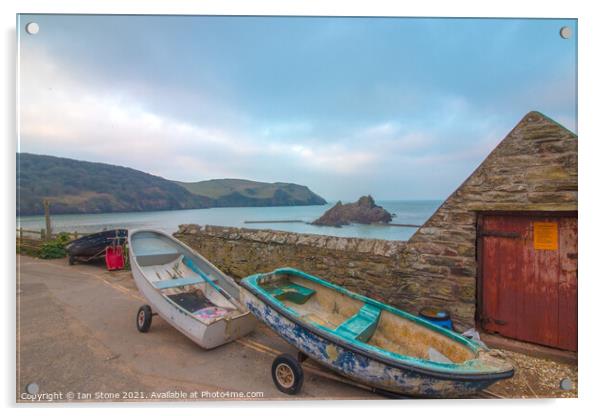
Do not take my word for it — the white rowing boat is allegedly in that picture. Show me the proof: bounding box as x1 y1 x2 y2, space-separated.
128 229 256 349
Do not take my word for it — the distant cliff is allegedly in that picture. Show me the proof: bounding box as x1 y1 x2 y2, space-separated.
312 195 393 227
16 153 327 216
176 178 327 207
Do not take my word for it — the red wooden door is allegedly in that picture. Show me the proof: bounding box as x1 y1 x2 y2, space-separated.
479 213 577 351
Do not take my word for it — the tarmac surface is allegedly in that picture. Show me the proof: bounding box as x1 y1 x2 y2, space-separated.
16 256 378 402
16 255 578 403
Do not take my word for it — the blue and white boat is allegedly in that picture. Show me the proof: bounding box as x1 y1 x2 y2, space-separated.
240 267 514 397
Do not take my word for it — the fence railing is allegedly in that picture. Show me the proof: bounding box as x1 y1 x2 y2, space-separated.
16 228 90 241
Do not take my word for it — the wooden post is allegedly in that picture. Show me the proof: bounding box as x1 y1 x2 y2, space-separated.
43 199 52 241
40 229 45 240
19 227 23 240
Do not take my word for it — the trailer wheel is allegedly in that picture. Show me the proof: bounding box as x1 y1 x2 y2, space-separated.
68 256 75 265
272 353 304 395
136 305 153 333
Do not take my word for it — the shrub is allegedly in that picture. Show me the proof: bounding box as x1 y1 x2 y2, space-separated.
39 233 71 259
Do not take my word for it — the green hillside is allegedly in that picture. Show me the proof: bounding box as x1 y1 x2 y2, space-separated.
17 153 213 216
176 178 327 207
16 153 326 216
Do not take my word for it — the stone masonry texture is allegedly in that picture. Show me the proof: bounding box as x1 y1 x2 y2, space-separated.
174 111 577 331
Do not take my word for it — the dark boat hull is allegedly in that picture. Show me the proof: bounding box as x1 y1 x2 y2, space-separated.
66 229 128 259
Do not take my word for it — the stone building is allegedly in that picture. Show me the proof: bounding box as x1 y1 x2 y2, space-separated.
400 111 577 351
175 111 577 351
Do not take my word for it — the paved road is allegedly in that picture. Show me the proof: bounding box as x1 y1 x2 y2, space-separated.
16 256 376 403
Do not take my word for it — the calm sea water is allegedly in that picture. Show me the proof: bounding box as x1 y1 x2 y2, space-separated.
17 200 442 241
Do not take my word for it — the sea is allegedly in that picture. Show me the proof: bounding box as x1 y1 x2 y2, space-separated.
17 200 442 242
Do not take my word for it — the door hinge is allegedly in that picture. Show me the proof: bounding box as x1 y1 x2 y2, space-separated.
478 231 521 239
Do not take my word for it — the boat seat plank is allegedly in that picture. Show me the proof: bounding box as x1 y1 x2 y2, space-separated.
334 303 381 342
136 252 181 267
153 276 205 290
268 283 316 304
136 249 180 257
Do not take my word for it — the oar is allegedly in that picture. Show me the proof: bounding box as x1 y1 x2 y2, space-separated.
182 257 245 312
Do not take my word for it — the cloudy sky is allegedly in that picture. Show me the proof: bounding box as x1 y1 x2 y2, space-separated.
18 15 577 201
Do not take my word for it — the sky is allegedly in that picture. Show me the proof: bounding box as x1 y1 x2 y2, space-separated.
17 15 577 201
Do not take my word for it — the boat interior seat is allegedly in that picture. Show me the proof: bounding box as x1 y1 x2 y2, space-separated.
268 283 316 304
334 303 381 342
136 251 181 267
153 276 206 290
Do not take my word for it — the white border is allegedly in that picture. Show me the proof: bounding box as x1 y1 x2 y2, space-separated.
3 1 601 415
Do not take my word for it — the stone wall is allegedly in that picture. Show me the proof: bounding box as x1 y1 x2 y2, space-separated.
174 225 409 303
174 111 578 331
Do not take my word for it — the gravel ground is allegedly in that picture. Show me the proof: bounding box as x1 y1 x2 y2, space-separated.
486 349 578 398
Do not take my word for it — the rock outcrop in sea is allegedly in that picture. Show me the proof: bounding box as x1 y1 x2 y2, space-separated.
312 195 393 227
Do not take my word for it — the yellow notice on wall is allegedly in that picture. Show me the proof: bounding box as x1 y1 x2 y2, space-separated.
533 222 558 250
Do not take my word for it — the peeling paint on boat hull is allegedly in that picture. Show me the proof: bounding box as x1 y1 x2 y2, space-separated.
241 289 499 397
